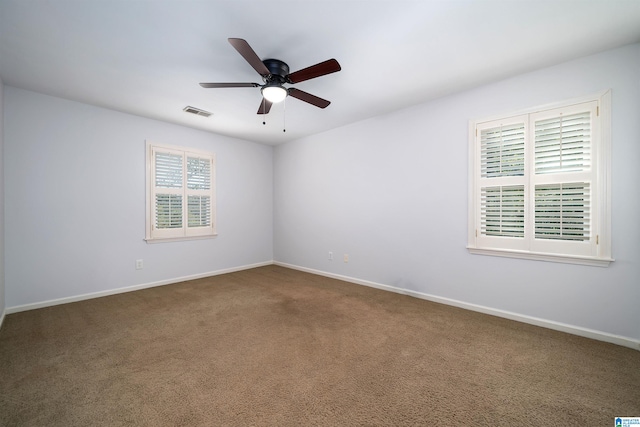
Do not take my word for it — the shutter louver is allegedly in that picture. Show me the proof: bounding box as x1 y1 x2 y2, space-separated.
155 194 183 229
535 112 591 174
535 183 590 241
481 123 525 178
187 157 211 190
155 152 183 188
480 185 525 238
188 196 211 227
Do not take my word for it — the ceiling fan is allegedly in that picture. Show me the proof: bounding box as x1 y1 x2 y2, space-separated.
200 38 341 115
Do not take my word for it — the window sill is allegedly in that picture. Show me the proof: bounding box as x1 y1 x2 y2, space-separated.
145 234 218 244
467 247 614 267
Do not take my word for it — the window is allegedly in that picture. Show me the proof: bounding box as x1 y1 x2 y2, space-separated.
145 141 216 242
467 92 612 266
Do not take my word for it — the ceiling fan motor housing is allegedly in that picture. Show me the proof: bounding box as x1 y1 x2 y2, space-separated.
263 59 289 84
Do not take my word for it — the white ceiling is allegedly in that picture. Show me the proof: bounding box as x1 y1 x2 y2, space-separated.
1 0 640 145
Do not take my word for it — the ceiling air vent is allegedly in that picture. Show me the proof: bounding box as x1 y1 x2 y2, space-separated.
183 106 212 117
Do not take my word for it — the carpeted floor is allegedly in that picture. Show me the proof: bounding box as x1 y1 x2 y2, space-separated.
0 265 638 426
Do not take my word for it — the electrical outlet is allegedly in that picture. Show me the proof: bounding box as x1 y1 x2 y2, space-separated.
328 251 333 261
135 259 143 270
343 254 349 263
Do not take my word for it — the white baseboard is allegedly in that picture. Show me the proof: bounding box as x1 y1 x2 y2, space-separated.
274 261 640 351
6 260 638 351
6 261 274 315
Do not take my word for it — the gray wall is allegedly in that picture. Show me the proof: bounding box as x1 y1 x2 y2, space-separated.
4 88 273 308
273 43 640 343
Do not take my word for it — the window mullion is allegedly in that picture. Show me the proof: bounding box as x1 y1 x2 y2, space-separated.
525 114 534 248
181 153 187 234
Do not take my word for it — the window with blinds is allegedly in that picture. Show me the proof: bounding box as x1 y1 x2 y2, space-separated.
146 142 216 241
468 92 612 266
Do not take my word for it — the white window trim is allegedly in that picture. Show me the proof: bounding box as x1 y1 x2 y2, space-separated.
145 140 217 243
467 91 613 267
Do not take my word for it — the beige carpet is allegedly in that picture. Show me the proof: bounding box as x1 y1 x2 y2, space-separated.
0 265 638 426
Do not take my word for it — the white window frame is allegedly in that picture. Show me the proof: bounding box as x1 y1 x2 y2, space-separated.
467 91 613 267
145 140 217 243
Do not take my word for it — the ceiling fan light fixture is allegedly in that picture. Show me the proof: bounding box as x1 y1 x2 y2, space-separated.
261 85 288 103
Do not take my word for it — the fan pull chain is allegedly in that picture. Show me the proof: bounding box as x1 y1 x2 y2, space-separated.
283 97 286 132
262 98 266 125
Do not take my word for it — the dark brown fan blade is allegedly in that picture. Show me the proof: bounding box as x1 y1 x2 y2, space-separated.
287 59 341 84
200 82 260 88
228 38 270 76
257 99 273 115
288 88 330 108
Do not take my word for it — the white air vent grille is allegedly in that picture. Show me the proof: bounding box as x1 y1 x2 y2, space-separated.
183 106 212 117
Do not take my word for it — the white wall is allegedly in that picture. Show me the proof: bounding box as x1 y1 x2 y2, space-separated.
0 76 5 327
274 43 640 345
4 88 273 309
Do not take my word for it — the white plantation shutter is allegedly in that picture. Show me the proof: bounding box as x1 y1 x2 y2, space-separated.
468 93 611 265
534 111 591 174
481 186 525 238
155 152 183 188
185 154 213 235
187 157 211 190
188 196 211 227
146 142 216 241
155 194 183 229
529 101 597 257
534 183 590 241
481 123 525 178
154 152 183 230
151 148 185 239
475 116 528 251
